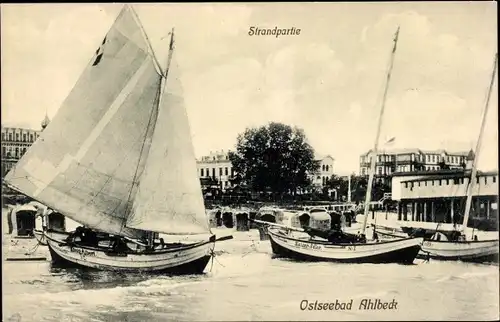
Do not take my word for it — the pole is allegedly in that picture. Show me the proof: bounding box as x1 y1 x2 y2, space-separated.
462 53 498 238
348 175 352 203
361 27 401 235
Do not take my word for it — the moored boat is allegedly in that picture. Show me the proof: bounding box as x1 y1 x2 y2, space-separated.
3 5 232 273
267 227 423 264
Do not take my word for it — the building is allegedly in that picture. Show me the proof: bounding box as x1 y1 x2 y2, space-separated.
197 150 234 191
359 148 470 178
310 154 335 190
1 115 50 178
196 150 335 193
390 153 498 228
394 170 498 227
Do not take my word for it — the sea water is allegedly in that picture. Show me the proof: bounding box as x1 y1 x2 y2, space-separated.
2 231 499 321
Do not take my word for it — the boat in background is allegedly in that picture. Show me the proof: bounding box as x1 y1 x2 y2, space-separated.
263 27 423 264
417 53 499 263
3 5 232 273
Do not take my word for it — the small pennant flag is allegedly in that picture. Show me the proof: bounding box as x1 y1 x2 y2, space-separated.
92 36 107 66
385 137 396 145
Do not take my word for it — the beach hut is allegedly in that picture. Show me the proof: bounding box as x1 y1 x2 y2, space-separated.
309 209 331 230
222 207 234 228
256 207 278 223
298 212 310 228
47 211 66 231
11 204 37 237
235 210 249 231
280 211 302 229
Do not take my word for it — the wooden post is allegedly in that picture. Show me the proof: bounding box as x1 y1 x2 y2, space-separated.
451 199 454 223
431 201 435 222
487 199 490 219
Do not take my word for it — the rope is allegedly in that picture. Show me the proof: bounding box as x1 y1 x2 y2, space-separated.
241 239 260 258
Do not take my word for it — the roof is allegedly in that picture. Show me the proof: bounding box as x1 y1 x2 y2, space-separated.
392 169 466 177
314 153 335 161
401 170 498 183
361 148 472 157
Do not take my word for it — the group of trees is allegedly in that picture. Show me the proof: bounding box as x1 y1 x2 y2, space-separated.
323 174 391 203
221 122 390 203
228 122 319 199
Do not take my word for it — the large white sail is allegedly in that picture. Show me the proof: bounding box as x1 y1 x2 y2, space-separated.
126 44 211 235
4 6 162 239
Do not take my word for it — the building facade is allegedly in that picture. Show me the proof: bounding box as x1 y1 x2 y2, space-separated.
197 150 234 191
311 154 335 189
196 150 335 192
395 170 498 226
359 148 470 177
1 115 50 178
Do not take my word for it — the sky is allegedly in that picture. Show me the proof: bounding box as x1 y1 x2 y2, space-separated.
1 2 498 174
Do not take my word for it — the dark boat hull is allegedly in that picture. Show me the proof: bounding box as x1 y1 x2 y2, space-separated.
45 231 214 275
268 228 423 264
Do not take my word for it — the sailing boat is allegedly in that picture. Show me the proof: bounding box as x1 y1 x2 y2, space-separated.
418 53 499 263
4 5 232 273
264 27 424 264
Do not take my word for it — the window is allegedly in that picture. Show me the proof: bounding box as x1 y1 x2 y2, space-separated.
22 134 26 142
378 167 382 175
1 147 5 155
484 177 487 184
493 177 497 183
1 133 4 141
322 165 325 171
225 167 228 176
425 181 427 186
439 180 442 186
219 168 223 176
8 133 12 141
325 165 329 172
445 179 449 185
476 177 480 184
201 169 204 177
212 168 215 177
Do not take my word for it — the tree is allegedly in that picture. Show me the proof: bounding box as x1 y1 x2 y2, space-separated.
325 174 349 201
438 160 450 170
229 122 320 197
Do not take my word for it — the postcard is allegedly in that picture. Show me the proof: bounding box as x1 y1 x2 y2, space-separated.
1 2 498 321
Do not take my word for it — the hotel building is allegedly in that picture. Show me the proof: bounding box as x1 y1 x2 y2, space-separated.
359 148 470 181
1 115 50 178
389 152 498 227
197 150 234 191
196 150 335 192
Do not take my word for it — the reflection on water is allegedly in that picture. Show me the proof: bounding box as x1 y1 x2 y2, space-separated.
3 242 499 321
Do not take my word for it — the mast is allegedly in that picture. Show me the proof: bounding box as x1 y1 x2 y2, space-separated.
361 27 400 235
128 4 164 77
461 53 498 238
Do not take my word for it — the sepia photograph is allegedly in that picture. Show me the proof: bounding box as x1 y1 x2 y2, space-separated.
1 2 498 321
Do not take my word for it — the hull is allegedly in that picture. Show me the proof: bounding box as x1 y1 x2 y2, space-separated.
45 231 214 274
268 228 423 264
420 239 499 263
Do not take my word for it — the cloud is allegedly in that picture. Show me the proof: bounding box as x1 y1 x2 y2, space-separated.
1 3 497 174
